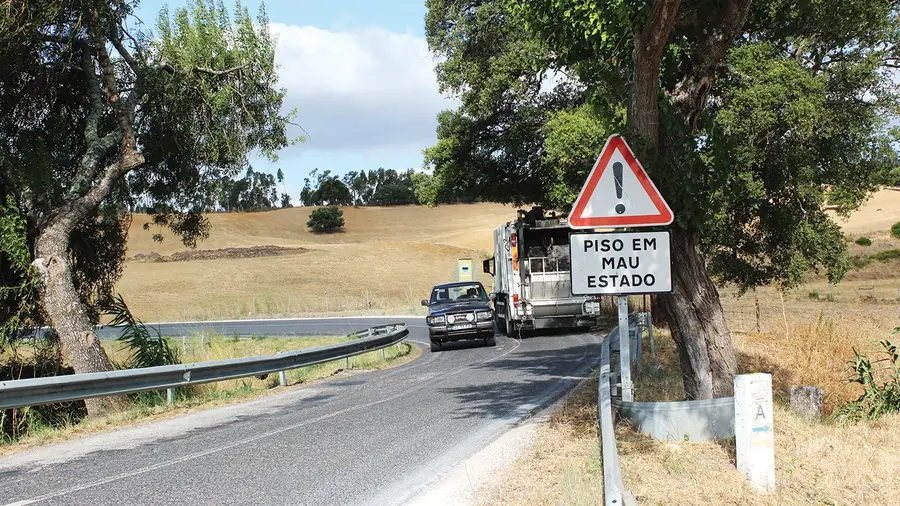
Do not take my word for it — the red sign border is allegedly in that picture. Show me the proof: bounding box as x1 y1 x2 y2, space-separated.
568 135 674 229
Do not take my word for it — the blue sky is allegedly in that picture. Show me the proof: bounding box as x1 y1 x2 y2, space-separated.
133 0 450 202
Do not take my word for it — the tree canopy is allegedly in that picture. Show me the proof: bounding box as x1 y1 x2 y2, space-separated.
0 0 295 409
425 0 900 399
425 0 900 292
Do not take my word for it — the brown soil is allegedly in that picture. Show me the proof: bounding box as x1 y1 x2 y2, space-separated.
131 245 308 263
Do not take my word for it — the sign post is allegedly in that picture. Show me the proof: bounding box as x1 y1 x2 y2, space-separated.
568 135 674 402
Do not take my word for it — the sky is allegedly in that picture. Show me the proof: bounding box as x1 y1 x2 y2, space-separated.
133 0 454 202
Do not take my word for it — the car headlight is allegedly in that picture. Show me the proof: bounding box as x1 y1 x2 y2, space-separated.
427 315 446 326
447 315 456 324
476 311 491 321
466 313 475 322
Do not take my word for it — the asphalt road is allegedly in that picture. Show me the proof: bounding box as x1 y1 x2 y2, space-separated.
1 318 602 506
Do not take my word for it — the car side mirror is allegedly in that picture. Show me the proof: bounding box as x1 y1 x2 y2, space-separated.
421 299 429 307
489 293 497 301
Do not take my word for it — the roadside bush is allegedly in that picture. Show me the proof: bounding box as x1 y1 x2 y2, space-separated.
2 338 86 442
307 206 344 233
892 222 900 240
851 255 870 269
833 330 900 423
808 290 820 299
871 249 900 262
855 236 872 246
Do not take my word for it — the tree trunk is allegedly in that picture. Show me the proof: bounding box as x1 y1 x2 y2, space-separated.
33 218 127 415
656 228 737 398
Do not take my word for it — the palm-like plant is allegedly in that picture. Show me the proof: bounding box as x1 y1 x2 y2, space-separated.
103 295 179 369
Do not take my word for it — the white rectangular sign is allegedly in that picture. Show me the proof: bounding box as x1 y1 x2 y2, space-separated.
569 231 672 295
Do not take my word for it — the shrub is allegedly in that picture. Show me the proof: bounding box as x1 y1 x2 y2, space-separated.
833 331 900 423
892 222 900 240
307 207 344 233
104 294 180 369
851 255 870 269
855 236 872 246
808 290 820 299
871 249 900 262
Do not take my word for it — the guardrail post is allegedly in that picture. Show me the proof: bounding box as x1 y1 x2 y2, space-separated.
279 370 287 386
345 357 350 370
617 296 633 402
166 388 174 405
646 312 655 356
381 348 386 360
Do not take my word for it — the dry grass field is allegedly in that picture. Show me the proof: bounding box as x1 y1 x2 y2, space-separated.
118 203 518 321
118 189 899 322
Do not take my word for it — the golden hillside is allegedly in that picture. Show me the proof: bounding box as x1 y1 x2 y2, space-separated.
117 190 899 322
118 203 520 321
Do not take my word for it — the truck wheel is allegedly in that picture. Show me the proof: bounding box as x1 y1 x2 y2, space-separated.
484 335 496 347
430 340 441 352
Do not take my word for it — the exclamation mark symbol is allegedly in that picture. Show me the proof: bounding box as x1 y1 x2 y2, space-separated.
613 162 626 215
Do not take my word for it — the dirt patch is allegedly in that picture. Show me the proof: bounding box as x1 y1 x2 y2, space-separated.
131 245 307 263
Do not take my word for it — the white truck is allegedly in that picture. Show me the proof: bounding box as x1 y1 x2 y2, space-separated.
482 207 601 335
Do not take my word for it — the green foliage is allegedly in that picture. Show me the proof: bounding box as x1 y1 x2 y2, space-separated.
373 183 417 206
307 207 345 233
871 249 900 262
214 166 284 212
425 0 899 293
851 255 871 269
0 195 38 343
855 237 873 246
300 169 353 206
892 222 900 240
104 294 180 369
410 172 439 206
808 290 820 299
2 339 87 442
833 333 900 422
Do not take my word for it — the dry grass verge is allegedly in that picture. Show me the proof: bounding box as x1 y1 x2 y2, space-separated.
1 337 418 454
476 376 604 506
479 299 900 505
619 408 900 505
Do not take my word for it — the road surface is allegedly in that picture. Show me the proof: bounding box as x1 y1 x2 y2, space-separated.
1 317 602 506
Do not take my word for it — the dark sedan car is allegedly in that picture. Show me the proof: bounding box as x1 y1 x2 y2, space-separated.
422 281 496 352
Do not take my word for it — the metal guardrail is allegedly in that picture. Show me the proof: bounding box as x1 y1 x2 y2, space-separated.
0 324 409 410
599 320 638 506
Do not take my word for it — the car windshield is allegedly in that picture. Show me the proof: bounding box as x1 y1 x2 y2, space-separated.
430 283 488 305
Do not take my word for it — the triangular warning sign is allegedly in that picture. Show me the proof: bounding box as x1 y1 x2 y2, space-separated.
568 135 674 229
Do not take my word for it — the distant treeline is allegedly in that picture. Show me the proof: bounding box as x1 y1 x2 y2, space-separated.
300 168 441 207
131 167 466 214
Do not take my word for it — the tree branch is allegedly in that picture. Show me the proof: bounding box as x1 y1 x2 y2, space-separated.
192 63 250 76
108 32 138 71
670 0 753 132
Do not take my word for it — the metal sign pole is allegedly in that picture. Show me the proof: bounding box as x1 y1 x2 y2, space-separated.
617 295 633 402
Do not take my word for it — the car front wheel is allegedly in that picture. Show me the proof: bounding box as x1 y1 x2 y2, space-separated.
430 340 441 352
484 335 496 347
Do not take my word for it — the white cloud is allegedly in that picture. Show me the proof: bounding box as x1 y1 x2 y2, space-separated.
270 23 457 153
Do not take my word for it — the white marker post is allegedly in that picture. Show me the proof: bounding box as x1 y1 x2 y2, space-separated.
734 373 775 492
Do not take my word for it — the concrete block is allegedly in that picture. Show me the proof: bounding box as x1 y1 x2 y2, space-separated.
789 386 823 419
